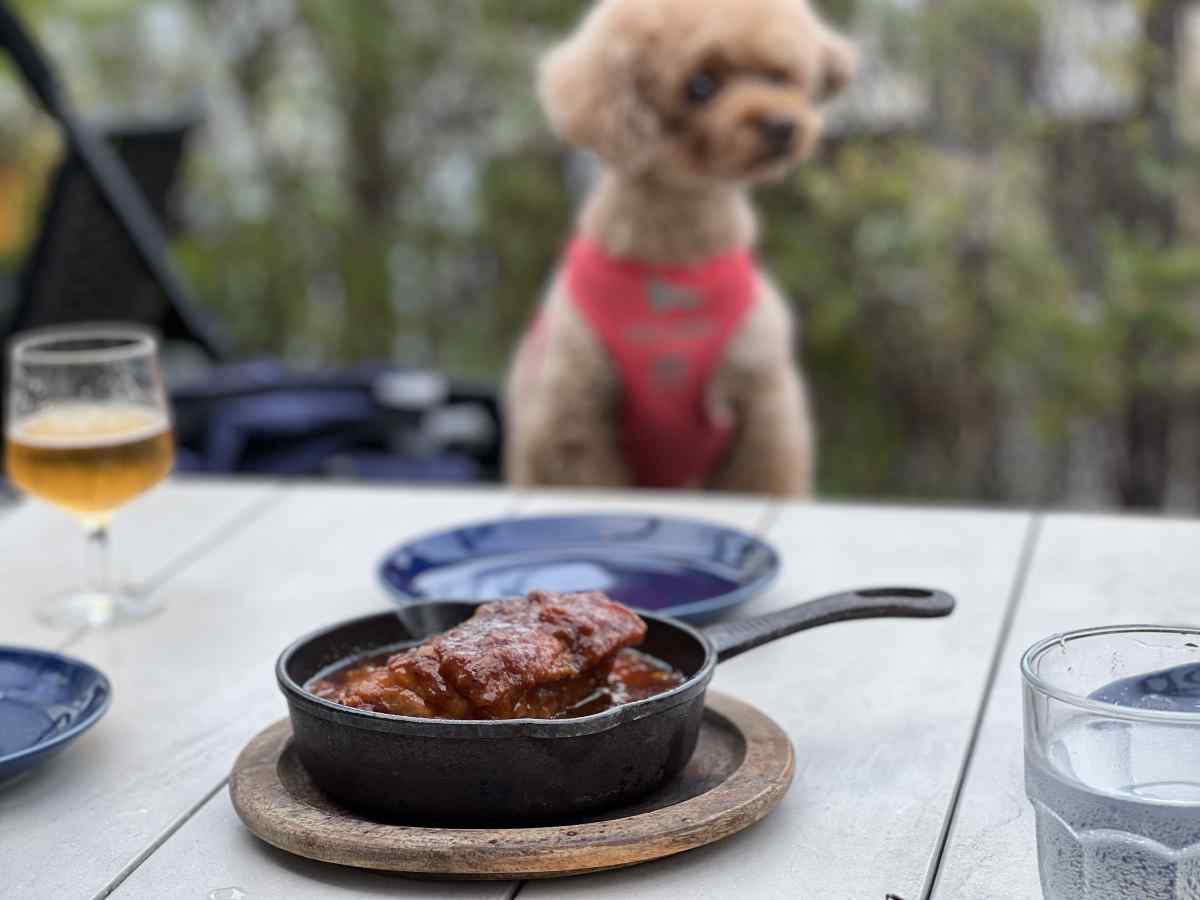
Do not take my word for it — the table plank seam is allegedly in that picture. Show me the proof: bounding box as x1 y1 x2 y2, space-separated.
77 488 299 895
505 494 778 900
920 513 1044 900
65 486 295 896
90 484 522 896
137 486 291 597
87 489 993 899
92 776 230 900
500 492 778 900
48 487 289 655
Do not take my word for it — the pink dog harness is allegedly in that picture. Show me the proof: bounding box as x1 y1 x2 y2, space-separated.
560 236 758 488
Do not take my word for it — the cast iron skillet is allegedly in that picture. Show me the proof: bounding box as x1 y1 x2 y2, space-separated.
277 587 954 824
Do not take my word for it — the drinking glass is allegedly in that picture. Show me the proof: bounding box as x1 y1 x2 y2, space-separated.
1023 626 1200 900
5 324 175 629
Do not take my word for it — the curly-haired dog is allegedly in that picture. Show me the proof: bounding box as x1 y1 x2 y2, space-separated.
506 0 856 495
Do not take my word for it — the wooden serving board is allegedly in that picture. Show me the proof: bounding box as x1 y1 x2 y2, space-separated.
229 691 794 880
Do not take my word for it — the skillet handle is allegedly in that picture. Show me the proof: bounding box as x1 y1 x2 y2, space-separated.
702 587 956 664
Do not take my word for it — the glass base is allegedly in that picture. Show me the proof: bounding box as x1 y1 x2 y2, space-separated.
37 587 164 630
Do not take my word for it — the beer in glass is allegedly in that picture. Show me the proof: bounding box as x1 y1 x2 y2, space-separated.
5 325 175 628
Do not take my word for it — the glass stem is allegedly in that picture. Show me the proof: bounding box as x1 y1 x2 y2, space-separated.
87 521 113 595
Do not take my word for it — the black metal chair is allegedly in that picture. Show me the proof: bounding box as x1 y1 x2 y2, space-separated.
0 0 227 358
171 363 502 483
3 114 227 358
0 1 502 487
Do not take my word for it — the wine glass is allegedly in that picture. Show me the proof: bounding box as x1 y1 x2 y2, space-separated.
5 324 175 629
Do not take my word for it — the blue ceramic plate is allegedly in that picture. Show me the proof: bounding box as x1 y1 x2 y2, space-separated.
0 647 112 786
379 514 780 622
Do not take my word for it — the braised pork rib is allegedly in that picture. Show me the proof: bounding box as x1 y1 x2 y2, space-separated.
311 590 650 719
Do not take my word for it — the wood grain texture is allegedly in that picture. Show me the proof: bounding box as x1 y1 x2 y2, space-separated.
228 692 793 880
0 484 517 900
3 486 1044 899
932 513 1200 900
109 794 515 900
1 478 280 651
520 502 1033 900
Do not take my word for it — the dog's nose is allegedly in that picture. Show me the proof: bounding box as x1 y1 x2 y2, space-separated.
758 116 796 154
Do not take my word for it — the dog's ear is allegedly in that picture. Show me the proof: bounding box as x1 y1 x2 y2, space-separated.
816 24 857 102
539 4 661 169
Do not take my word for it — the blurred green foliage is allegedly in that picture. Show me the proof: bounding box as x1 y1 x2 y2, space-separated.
2 0 1200 508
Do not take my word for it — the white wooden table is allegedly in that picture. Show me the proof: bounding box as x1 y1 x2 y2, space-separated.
1 479 1184 900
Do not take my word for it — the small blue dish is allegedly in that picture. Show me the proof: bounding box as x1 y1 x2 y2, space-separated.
378 514 781 622
0 647 112 786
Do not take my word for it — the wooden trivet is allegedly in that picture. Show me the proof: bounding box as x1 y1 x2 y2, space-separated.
230 691 793 880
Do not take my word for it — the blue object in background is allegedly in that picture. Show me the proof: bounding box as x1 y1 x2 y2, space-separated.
379 514 781 623
1090 662 1200 713
170 363 498 484
0 647 112 786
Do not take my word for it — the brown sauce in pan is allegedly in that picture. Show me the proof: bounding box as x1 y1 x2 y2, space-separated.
309 647 686 720
569 648 689 717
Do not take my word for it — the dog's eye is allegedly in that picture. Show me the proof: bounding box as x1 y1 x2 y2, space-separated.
685 71 721 104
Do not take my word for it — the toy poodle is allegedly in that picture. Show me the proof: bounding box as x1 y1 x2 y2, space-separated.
505 0 856 495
